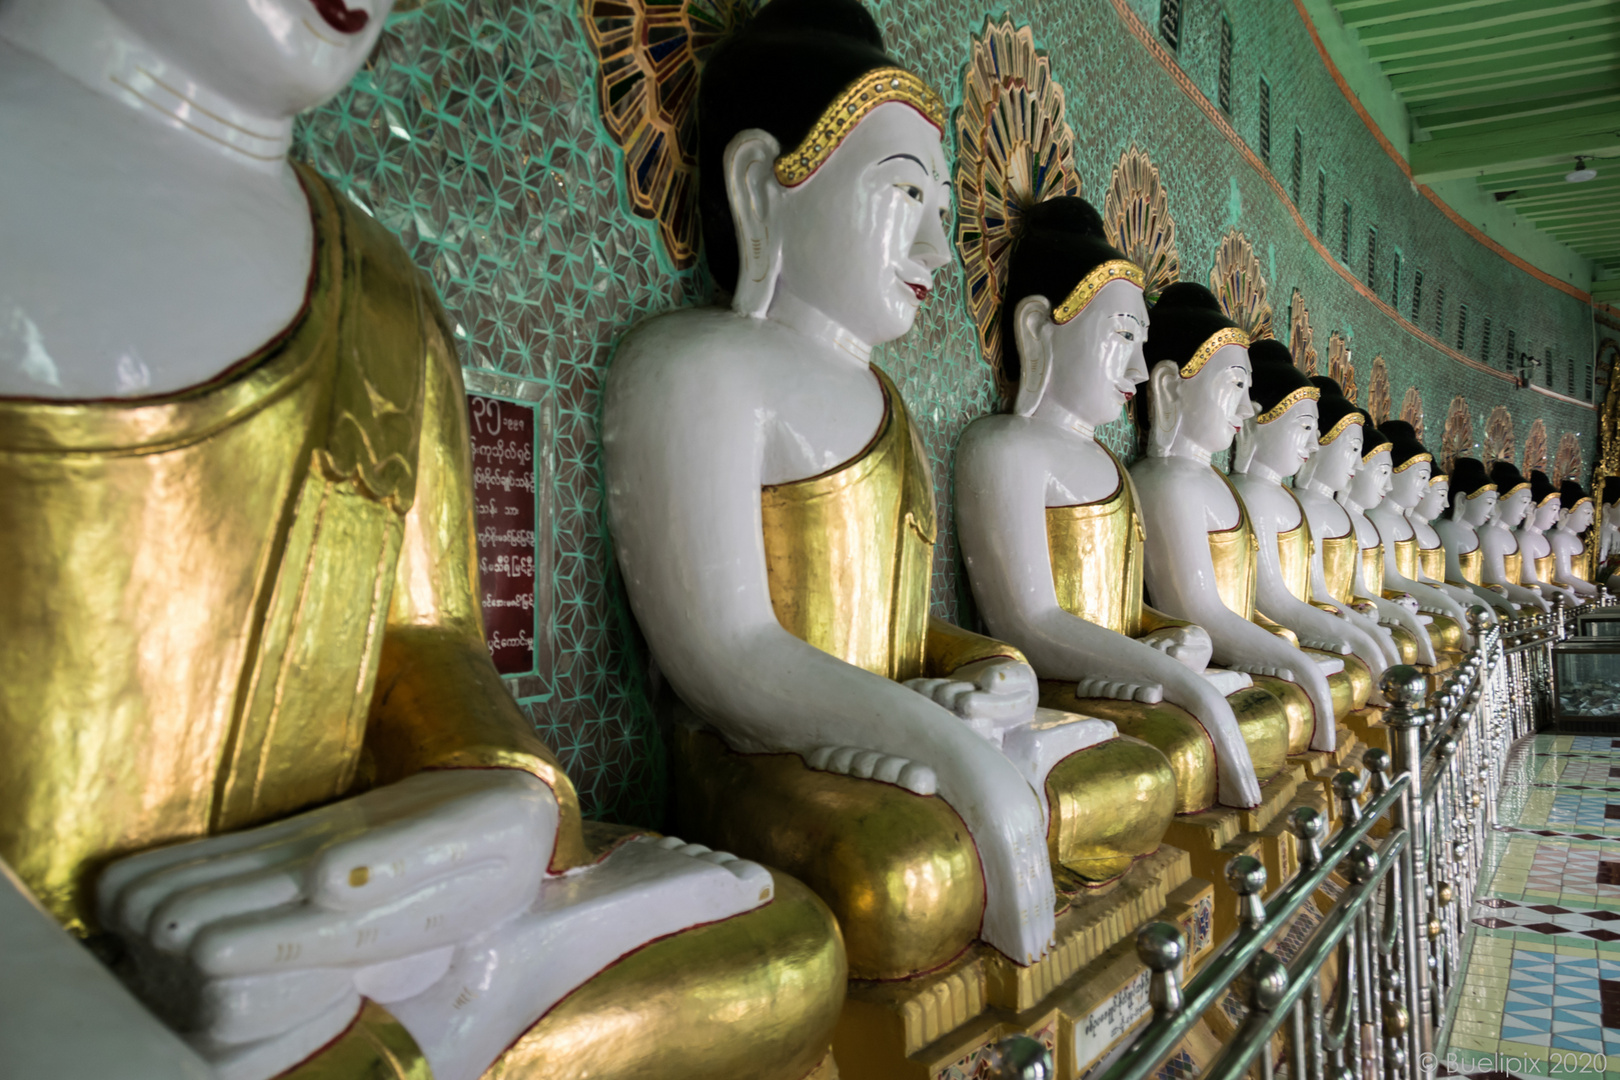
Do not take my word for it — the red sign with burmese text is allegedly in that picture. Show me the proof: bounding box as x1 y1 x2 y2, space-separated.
467 394 538 676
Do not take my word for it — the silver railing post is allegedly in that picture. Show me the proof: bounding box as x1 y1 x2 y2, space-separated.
1381 664 1432 1066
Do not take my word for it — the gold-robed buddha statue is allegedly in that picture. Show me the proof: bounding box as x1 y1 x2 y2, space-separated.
954 196 1286 822
0 2 843 1077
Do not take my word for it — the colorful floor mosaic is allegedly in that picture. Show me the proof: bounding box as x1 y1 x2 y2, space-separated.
1441 735 1620 1077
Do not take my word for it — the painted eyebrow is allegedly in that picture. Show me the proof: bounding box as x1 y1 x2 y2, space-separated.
880 153 929 172
1113 312 1146 326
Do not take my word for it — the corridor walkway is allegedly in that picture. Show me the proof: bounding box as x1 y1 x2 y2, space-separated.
1439 734 1620 1077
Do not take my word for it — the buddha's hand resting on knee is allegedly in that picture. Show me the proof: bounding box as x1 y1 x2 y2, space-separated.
804 746 938 795
904 658 1038 738
960 774 1055 967
97 770 555 1050
1138 623 1213 673
1070 674 1164 704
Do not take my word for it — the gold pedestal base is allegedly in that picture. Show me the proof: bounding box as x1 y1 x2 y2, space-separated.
1161 760 1307 943
833 848 1205 1079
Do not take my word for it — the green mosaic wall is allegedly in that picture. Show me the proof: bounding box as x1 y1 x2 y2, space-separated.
294 0 1605 826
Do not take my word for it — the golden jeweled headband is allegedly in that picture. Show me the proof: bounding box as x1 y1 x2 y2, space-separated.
1393 452 1433 474
1255 386 1320 425
1429 473 1448 485
1052 260 1147 324
1465 483 1498 500
1539 491 1561 506
1361 441 1394 462
1504 482 1530 497
1317 412 1364 446
774 67 948 188
1571 496 1594 511
1180 327 1250 379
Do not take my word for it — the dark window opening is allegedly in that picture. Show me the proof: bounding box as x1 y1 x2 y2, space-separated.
1481 318 1492 363
1434 286 1445 338
1457 305 1468 351
1291 129 1303 205
1366 227 1378 288
1507 329 1517 372
1218 18 1233 114
1411 271 1423 321
1316 171 1327 236
1159 0 1182 49
1390 251 1402 308
1258 78 1272 163
1340 201 1351 264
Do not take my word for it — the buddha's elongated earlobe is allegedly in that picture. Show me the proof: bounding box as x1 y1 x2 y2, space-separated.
1011 294 1054 418
1147 359 1181 457
724 129 785 319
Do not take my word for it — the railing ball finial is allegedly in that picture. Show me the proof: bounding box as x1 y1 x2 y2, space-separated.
1243 951 1290 1012
1135 922 1185 1017
1289 806 1327 870
1467 604 1493 634
1362 747 1391 796
1378 664 1427 709
1333 769 1366 825
1225 855 1268 930
982 1035 1054 1080
1345 841 1379 885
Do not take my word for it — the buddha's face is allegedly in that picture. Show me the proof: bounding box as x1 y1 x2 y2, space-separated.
1248 399 1318 478
1418 481 1449 521
1152 344 1253 456
1567 502 1595 532
1387 459 1432 509
1532 499 1561 531
102 0 392 115
1462 489 1498 527
1309 425 1363 492
769 103 950 346
1497 487 1533 528
1041 280 1150 428
1607 502 1620 533
1351 450 1393 508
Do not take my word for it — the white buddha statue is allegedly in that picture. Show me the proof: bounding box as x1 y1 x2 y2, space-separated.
1365 420 1471 657
1229 340 1384 711
603 0 1178 979
1337 423 1439 667
0 1 844 1077
1516 470 1579 604
1291 381 1404 670
1483 461 1553 612
1599 479 1620 586
1549 480 1599 598
1434 458 1518 617
1403 464 1491 622
1129 284 1344 756
954 196 1281 815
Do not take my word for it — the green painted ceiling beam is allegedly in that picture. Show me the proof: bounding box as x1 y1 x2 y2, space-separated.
1357 0 1611 48
1409 109 1620 181
1592 279 1620 302
1360 12 1613 64
1411 71 1620 122
1501 180 1620 209
1383 33 1618 83
1478 162 1607 191
1419 93 1620 134
1336 0 1539 27
1389 43 1619 99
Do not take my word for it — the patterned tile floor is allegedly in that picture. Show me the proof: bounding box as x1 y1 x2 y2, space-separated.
1442 735 1620 1077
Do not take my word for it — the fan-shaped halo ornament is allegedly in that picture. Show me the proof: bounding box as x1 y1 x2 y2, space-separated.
1209 229 1274 341
1102 144 1180 304
955 15 1081 385
1523 419 1548 474
1483 406 1515 465
1367 356 1392 426
1327 331 1356 404
1288 289 1318 374
1553 432 1584 486
1400 387 1424 443
584 0 764 269
1441 397 1474 474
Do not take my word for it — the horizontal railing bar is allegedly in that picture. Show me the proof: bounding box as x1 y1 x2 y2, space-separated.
1094 772 1411 1080
1202 831 1410 1080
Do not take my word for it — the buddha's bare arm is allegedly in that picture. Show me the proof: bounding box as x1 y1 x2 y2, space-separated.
956 428 1259 805
602 325 1054 964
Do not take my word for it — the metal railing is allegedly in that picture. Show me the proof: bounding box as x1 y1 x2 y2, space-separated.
1069 602 1551 1080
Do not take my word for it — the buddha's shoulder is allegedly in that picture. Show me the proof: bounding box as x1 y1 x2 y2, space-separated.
612 308 798 388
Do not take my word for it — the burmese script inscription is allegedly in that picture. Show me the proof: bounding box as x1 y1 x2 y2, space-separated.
468 394 538 676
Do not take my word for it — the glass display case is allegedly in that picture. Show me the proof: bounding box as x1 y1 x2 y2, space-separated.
1577 607 1620 638
1552 639 1620 733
